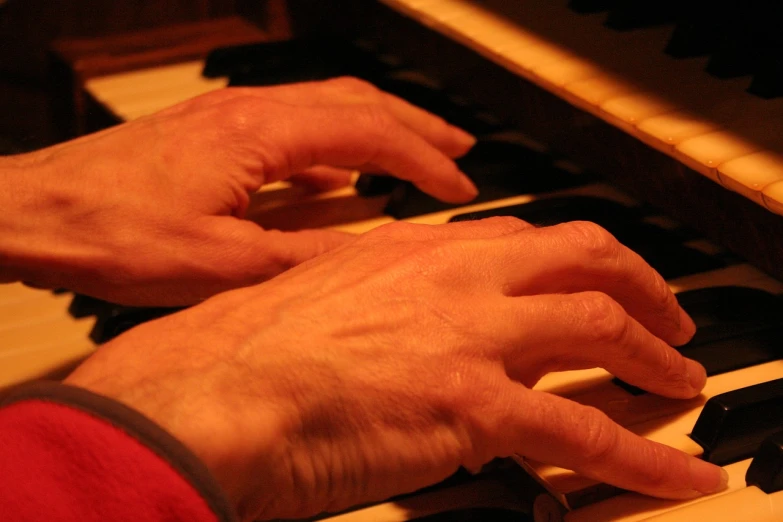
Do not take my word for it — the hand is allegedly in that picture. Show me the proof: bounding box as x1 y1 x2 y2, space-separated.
0 77 476 305
65 217 727 521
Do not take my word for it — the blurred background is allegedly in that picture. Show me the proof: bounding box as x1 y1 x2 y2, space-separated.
0 0 314 154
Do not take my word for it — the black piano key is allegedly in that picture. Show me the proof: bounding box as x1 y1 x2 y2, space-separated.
614 286 783 395
680 325 783 377
604 0 679 31
747 55 783 99
690 378 783 465
623 241 724 280
89 306 183 344
746 430 783 493
568 0 617 14
374 75 505 136
68 294 119 319
410 508 530 522
664 1 725 58
706 41 757 79
676 286 783 346
354 174 402 197
384 142 587 219
203 37 393 86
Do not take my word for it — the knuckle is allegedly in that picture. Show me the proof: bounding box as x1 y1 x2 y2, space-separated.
355 104 398 137
636 445 676 490
216 97 255 131
573 407 619 465
578 292 630 345
329 76 378 96
478 216 532 235
364 221 427 241
559 221 620 261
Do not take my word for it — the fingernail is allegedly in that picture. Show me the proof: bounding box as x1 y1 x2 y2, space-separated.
458 173 479 199
686 358 707 391
690 458 729 495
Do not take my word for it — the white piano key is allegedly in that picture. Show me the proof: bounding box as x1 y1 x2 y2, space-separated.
674 131 762 183
636 111 723 152
717 151 783 206
638 486 783 522
565 74 640 107
600 92 680 133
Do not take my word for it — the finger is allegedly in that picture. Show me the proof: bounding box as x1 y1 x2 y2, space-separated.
288 166 357 192
204 79 477 158
495 292 706 398
489 387 728 499
478 221 695 347
236 101 478 203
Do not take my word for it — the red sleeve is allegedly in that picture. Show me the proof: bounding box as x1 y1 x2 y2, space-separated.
0 382 236 522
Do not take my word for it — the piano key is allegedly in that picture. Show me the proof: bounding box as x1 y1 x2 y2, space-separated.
691 378 783 465
0 338 96 393
664 2 723 59
568 0 616 15
747 55 783 99
634 486 783 522
746 431 783 494
676 286 783 345
384 139 588 219
315 475 526 522
377 0 783 218
68 294 114 319
717 151 783 206
615 312 783 398
374 73 505 135
204 37 393 86
355 173 402 197
0 292 78 331
762 180 783 215
565 459 749 522
85 61 227 121
603 1 679 31
89 306 184 345
674 131 762 182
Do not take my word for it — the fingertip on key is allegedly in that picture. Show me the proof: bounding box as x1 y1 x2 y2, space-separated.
691 459 730 496
685 357 707 392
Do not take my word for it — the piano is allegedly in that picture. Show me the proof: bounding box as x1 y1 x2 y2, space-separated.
7 1 783 520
